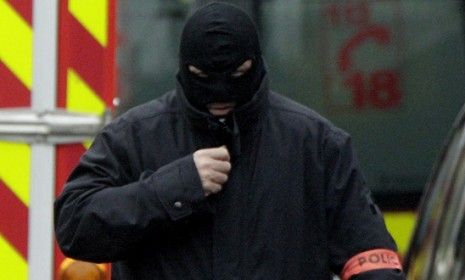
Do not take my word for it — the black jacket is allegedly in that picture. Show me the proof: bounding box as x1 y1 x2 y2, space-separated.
55 77 404 279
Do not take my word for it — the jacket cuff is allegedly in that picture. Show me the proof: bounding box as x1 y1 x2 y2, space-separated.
151 155 205 221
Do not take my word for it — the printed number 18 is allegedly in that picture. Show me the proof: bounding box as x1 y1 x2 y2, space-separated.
344 70 401 109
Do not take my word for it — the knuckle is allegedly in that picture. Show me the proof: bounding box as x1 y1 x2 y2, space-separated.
203 172 213 181
205 161 215 170
200 178 209 187
217 174 227 183
193 150 202 159
198 169 207 178
206 182 222 193
219 173 229 183
203 182 214 190
194 156 202 166
199 159 211 170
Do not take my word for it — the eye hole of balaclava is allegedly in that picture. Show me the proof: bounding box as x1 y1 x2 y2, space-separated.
188 59 253 79
177 2 266 111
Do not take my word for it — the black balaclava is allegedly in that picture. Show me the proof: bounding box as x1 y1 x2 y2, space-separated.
178 2 266 111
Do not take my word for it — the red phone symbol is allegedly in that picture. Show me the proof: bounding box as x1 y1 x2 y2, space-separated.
338 25 391 73
337 25 401 109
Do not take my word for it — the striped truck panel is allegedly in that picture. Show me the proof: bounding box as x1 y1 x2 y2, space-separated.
0 0 32 278
55 0 116 278
0 0 115 279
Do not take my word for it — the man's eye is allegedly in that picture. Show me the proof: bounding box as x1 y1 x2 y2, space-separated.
196 72 209 78
188 65 208 78
231 59 252 78
231 71 245 78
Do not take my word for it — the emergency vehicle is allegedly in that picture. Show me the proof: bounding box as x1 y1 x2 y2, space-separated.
0 0 115 278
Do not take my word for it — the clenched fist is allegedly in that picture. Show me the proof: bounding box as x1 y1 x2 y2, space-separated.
193 146 231 196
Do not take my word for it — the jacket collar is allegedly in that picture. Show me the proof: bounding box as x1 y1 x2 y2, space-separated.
176 73 270 132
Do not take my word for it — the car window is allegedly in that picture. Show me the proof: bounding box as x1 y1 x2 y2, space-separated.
432 131 465 279
405 107 465 279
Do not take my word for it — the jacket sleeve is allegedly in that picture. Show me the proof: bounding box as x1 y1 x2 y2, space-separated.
323 128 406 279
351 269 405 279
54 123 205 263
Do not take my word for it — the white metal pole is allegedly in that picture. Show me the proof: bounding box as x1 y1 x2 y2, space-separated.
29 1 59 279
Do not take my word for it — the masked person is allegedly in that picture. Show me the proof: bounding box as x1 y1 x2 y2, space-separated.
55 3 406 279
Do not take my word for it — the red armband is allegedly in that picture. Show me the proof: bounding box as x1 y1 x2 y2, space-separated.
340 249 403 280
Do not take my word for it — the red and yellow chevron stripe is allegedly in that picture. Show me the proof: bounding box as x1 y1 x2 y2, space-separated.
0 0 32 278
55 0 116 278
1 0 115 278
